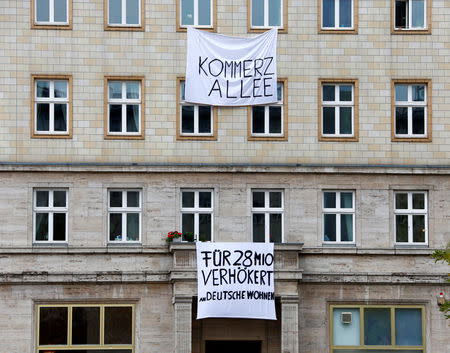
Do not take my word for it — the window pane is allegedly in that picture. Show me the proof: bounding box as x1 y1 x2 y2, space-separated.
182 191 194 208
36 104 50 131
198 0 211 25
109 105 122 132
199 106 212 133
269 192 282 208
412 193 425 209
127 213 139 241
253 213 265 242
126 82 140 99
54 0 67 22
126 105 139 132
339 0 352 27
39 307 68 345
323 107 335 134
323 0 335 27
395 107 408 135
339 86 352 101
324 214 336 241
104 306 133 345
53 191 66 207
339 107 352 134
53 213 66 241
182 213 194 233
110 191 122 207
36 81 50 97
412 85 425 101
395 308 423 346
269 106 282 133
268 0 281 26
181 106 194 133
253 192 265 208
395 0 407 28
36 0 50 22
181 0 194 25
395 193 408 209
323 85 335 101
396 215 408 242
126 0 139 24
252 0 264 26
110 214 122 241
412 108 424 134
277 83 282 101
252 106 265 133
269 213 282 243
340 192 353 208
127 191 139 207
333 308 360 346
109 0 122 24
364 308 391 345
199 213 212 241
54 104 67 132
180 81 186 100
72 306 100 345
109 82 122 99
36 191 49 207
340 214 353 241
199 192 211 208
324 192 336 208
395 85 408 101
413 215 425 242
411 0 425 28
54 81 67 98
36 213 49 241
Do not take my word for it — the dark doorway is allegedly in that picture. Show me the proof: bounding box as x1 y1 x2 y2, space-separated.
205 340 261 353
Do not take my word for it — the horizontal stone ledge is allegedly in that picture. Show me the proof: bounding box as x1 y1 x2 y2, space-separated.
0 246 168 255
301 272 448 284
301 247 436 256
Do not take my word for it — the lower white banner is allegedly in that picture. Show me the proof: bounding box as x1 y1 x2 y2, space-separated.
196 242 276 320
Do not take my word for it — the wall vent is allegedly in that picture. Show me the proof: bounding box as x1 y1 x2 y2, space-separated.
340 312 352 324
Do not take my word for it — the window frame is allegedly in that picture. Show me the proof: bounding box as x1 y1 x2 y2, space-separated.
31 75 73 139
322 190 355 244
180 189 214 242
329 304 426 352
248 78 288 141
104 76 145 139
394 191 428 245
319 79 359 142
177 0 217 32
36 303 135 352
33 188 68 243
107 189 142 243
31 0 72 29
391 0 431 34
104 0 145 31
248 0 288 33
176 77 218 141
391 79 431 142
251 189 284 243
319 0 358 34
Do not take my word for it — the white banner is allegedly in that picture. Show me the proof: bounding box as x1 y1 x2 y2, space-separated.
186 27 278 106
196 242 276 320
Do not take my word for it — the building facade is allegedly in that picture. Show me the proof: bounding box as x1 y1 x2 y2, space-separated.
0 0 449 352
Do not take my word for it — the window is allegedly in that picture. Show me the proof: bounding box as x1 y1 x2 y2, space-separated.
323 191 355 243
34 189 68 243
105 0 144 30
393 0 430 33
249 0 287 32
31 75 72 138
105 77 144 139
177 78 217 140
394 191 428 245
32 0 72 28
392 80 431 141
181 190 213 241
319 79 358 141
37 304 134 352
330 304 425 352
248 80 287 140
320 0 357 33
252 190 283 243
108 190 141 243
178 0 215 31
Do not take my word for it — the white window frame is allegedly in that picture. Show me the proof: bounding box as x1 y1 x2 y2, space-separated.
107 80 142 136
394 191 428 245
179 80 213 137
34 0 69 25
180 0 214 28
34 79 69 135
251 81 284 137
107 0 141 27
250 0 284 29
108 189 142 243
180 189 214 241
394 0 427 30
321 0 354 30
33 189 68 243
394 83 427 138
251 190 284 243
322 190 355 244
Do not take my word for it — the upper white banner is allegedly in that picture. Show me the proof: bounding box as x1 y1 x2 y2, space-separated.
186 27 278 106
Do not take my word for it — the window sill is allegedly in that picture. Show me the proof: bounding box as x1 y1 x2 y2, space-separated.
248 135 288 141
248 27 287 34
392 29 431 35
392 137 432 143
104 134 145 140
176 26 216 33
318 28 357 34
319 136 358 142
32 24 72 30
33 242 68 247
177 135 217 141
104 25 145 32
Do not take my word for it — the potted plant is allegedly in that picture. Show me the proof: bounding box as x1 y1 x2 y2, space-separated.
183 232 195 242
166 230 182 243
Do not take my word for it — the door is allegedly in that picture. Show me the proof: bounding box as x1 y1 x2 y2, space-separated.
205 340 261 353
